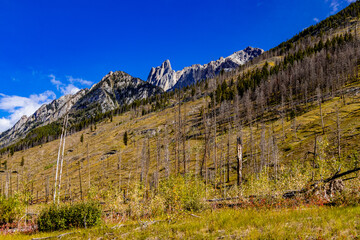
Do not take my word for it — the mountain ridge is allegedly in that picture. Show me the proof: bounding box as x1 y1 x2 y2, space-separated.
147 46 264 91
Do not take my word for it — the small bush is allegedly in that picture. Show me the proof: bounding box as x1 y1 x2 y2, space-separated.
0 195 23 225
37 201 102 231
159 175 206 212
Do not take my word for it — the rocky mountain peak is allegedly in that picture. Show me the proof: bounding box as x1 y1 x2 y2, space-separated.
161 59 172 70
72 70 162 114
148 46 264 91
147 60 177 91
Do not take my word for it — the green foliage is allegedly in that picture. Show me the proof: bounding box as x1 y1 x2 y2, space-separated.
37 202 102 232
44 163 54 170
0 195 24 225
159 175 206 212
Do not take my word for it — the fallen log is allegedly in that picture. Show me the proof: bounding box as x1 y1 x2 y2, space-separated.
206 197 239 202
31 232 76 240
283 167 360 199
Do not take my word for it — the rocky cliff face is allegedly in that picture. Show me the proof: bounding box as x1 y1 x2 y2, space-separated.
147 46 264 91
0 71 162 148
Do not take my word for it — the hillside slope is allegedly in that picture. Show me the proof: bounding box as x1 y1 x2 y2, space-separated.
0 1 359 206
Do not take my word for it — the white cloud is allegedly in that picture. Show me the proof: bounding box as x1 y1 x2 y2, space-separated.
49 74 89 95
67 76 93 86
329 0 340 14
313 18 320 23
61 84 80 95
49 74 62 90
0 91 56 133
49 74 83 95
326 0 355 14
0 118 12 133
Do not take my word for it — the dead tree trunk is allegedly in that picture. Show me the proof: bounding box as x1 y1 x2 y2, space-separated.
156 135 161 189
45 176 49 202
236 137 243 186
87 143 90 191
78 161 83 201
336 105 341 161
164 125 170 178
118 149 122 192
5 170 9 198
57 115 68 204
177 89 181 174
183 102 187 174
53 116 66 203
317 87 325 135
140 139 146 184
213 96 217 182
226 123 231 183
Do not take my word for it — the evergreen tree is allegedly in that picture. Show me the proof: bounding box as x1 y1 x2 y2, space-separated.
123 131 128 146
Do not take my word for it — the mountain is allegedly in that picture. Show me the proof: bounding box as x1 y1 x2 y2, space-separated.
0 71 162 148
72 71 161 115
147 46 264 91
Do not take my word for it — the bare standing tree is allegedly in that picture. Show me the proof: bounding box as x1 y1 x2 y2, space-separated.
236 137 243 187
78 161 83 201
226 123 231 183
156 134 161 189
317 87 325 135
200 99 210 178
244 91 255 173
177 89 182 174
260 123 266 173
281 94 286 141
183 101 187 174
272 135 279 181
118 148 122 192
212 95 217 182
140 138 146 184
164 125 170 178
87 143 90 191
336 104 341 161
54 114 68 204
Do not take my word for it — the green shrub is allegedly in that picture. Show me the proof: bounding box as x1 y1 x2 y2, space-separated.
0 195 23 224
37 201 102 231
159 175 206 212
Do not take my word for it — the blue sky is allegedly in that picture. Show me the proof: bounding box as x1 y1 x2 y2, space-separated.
0 0 355 133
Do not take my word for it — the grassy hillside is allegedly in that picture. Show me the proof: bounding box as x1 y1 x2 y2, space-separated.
1 78 360 203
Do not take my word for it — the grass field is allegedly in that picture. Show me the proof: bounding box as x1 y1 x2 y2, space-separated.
3 205 359 239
